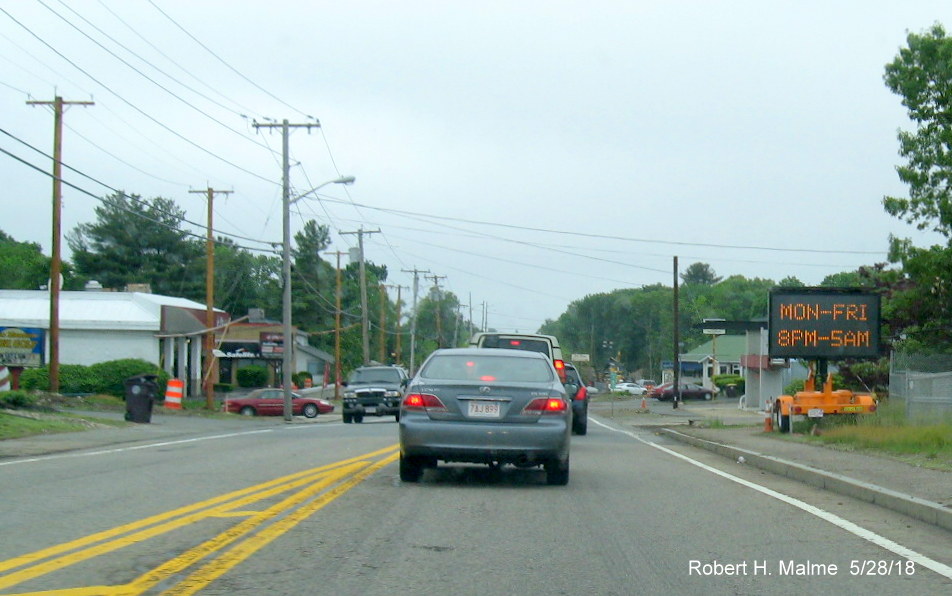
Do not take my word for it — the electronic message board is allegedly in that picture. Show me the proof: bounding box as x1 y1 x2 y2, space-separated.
768 288 880 359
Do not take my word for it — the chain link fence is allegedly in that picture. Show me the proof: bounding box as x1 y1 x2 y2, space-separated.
889 352 952 420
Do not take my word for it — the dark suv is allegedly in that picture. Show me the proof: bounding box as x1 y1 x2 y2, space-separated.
563 363 589 435
342 365 409 423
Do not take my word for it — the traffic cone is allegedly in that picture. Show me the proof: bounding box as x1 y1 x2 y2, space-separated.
640 396 648 410
763 403 773 432
164 378 184 410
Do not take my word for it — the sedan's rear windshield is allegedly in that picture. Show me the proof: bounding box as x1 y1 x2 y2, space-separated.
348 368 403 384
421 354 555 383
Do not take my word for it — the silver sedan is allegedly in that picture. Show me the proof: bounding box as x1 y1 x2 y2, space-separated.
398 348 571 485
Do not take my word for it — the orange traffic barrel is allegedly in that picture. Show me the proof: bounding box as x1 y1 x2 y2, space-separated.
165 378 184 410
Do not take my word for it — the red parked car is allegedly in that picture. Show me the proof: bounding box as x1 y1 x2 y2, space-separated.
225 388 334 418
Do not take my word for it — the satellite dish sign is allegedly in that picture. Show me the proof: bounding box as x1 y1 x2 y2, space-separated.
768 288 880 359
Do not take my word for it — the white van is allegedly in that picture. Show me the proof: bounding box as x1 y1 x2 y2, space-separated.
468 332 566 380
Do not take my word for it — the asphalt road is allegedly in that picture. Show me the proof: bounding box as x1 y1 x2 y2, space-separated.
1 412 950 595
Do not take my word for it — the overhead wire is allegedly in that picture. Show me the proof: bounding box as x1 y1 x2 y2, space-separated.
0 6 280 185
34 0 279 153
147 0 314 119
0 125 276 250
310 195 887 256
93 0 263 119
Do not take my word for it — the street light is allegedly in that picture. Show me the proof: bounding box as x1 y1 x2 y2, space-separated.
281 175 355 421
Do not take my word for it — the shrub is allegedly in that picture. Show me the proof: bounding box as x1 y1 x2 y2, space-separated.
712 374 744 393
236 365 268 388
88 359 169 398
292 371 313 388
18 360 169 398
19 367 49 391
0 390 37 409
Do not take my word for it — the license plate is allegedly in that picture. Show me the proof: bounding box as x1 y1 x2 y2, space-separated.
364 406 376 414
468 401 501 418
842 406 863 412
808 408 824 418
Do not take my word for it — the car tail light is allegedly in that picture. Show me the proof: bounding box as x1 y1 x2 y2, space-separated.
522 397 568 415
403 393 447 412
574 385 587 401
553 359 566 381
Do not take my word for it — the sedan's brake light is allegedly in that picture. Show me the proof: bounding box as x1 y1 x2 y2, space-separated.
403 393 447 412
522 397 568 415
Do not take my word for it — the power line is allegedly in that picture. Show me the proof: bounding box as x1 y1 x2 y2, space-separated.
311 196 886 256
147 0 314 119
93 0 263 119
34 0 277 152
0 6 279 185
0 140 276 254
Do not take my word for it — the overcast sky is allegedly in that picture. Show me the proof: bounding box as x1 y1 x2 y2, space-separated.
2 1 950 333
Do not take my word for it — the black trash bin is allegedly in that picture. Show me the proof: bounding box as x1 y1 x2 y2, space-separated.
725 383 738 398
124 374 158 423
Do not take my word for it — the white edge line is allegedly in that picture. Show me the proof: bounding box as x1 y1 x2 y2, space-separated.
0 429 274 467
591 417 952 580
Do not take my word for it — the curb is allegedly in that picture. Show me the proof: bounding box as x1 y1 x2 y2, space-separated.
658 427 952 533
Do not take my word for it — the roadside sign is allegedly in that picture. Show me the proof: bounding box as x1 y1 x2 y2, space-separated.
0 327 45 367
702 318 725 335
571 353 590 362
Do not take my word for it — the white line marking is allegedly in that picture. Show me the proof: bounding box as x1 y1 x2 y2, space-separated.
0 429 273 467
591 417 952 580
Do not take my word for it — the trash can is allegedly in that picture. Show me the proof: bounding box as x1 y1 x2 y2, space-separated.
725 383 738 398
124 374 158 423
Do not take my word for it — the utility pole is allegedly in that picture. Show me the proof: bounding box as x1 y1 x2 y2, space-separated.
388 284 406 364
341 227 380 365
253 118 319 421
378 284 387 363
324 250 348 400
673 255 681 410
402 267 429 375
452 303 462 347
425 274 447 347
26 96 93 393
189 187 231 409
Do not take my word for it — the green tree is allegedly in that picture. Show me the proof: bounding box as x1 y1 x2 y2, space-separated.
680 262 722 285
214 238 281 318
883 24 952 350
0 230 50 289
66 192 203 298
883 24 952 240
291 220 335 335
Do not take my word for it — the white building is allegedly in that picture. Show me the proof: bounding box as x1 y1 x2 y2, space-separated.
0 289 227 397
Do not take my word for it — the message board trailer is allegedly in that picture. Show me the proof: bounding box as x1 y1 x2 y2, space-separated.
767 288 879 432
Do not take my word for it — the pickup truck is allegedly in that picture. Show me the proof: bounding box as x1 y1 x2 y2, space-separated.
342 365 409 423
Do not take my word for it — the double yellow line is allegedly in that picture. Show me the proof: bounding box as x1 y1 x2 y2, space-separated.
0 445 399 595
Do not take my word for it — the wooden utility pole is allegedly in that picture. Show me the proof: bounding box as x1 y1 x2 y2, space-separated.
324 250 348 400
673 255 681 409
252 119 319 421
387 284 406 365
26 96 93 392
378 284 387 363
341 227 380 364
425 274 447 348
189 187 231 408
